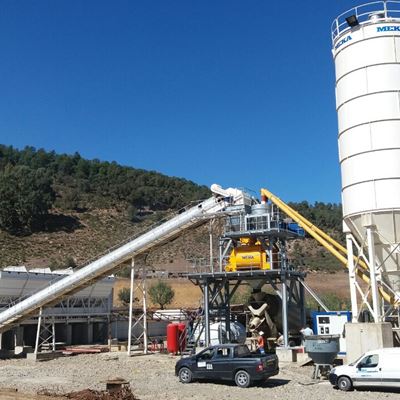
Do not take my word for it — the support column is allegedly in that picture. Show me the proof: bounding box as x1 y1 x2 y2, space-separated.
66 324 72 345
346 234 359 322
367 227 381 322
34 307 43 355
299 279 306 327
281 275 288 348
52 318 56 351
209 220 214 273
87 319 93 344
142 266 148 354
204 281 210 346
14 326 24 348
127 258 135 356
219 240 223 272
224 280 230 342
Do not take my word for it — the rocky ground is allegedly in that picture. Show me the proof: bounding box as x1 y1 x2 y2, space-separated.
0 353 398 400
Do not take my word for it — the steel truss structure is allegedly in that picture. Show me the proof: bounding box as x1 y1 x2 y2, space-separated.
127 258 149 355
188 269 307 348
346 229 400 327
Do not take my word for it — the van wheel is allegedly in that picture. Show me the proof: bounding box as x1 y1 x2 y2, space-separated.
337 376 352 391
179 367 193 383
235 370 251 388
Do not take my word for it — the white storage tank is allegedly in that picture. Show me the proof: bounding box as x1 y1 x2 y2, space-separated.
332 1 400 293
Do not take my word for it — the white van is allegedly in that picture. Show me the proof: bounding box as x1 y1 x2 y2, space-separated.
329 347 400 391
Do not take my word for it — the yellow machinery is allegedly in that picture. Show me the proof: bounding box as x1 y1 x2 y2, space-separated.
260 187 397 306
225 238 270 272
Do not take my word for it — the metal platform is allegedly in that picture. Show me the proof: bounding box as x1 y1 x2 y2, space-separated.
187 269 305 283
187 268 307 348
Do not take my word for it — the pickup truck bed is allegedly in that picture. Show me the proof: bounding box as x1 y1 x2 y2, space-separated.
175 344 279 388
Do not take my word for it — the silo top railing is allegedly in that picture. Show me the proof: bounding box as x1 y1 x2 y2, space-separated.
331 1 400 43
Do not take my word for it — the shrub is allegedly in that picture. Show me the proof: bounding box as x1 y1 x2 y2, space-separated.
148 280 175 309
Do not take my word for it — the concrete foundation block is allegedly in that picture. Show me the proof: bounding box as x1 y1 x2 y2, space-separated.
276 347 297 362
296 352 312 365
345 322 393 363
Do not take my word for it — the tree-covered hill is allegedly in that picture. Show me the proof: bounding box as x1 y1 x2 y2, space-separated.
0 145 210 235
0 144 344 272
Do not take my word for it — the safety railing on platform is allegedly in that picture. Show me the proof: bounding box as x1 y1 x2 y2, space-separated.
331 1 400 42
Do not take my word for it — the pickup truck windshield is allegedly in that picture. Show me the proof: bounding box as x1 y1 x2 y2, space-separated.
234 345 251 358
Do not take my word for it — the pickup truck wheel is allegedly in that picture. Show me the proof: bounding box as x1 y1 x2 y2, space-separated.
179 367 193 383
235 370 251 388
337 376 352 391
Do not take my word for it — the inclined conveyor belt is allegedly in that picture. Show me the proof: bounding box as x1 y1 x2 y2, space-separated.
0 185 246 332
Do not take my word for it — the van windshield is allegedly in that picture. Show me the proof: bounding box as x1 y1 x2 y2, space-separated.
348 355 363 366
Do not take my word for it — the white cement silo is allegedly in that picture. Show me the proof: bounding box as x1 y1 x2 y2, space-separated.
332 1 400 319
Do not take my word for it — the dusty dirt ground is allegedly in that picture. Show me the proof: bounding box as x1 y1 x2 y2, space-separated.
0 352 398 400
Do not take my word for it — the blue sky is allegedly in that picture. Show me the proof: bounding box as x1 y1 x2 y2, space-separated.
0 1 361 202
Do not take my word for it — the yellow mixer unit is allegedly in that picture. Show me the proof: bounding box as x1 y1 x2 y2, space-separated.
225 238 271 272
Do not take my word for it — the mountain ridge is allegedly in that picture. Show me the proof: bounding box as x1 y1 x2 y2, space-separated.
0 144 344 273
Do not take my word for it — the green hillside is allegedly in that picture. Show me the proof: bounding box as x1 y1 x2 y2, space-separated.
0 145 344 272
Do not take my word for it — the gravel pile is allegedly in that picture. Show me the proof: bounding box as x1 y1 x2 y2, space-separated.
0 353 398 400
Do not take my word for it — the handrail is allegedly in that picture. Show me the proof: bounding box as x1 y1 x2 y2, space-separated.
331 1 400 43
260 188 396 305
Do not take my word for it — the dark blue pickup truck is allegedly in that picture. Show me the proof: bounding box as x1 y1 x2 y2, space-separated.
175 344 279 388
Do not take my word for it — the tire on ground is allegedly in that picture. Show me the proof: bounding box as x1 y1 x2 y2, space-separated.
178 367 193 384
337 376 352 391
234 370 251 388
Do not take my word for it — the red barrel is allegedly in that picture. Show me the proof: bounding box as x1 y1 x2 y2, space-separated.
167 323 179 354
177 322 187 352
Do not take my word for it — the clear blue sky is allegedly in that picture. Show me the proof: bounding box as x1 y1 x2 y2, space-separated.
0 0 360 203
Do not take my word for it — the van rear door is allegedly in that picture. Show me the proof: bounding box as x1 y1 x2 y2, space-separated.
353 353 382 387
381 353 400 388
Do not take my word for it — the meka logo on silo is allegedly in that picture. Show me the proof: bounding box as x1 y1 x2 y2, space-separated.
377 26 400 32
335 35 352 50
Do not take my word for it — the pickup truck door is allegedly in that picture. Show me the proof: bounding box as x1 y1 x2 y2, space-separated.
209 347 233 380
193 348 215 379
354 354 382 387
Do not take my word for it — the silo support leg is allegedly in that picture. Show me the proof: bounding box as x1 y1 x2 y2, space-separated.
346 234 358 322
366 227 381 322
